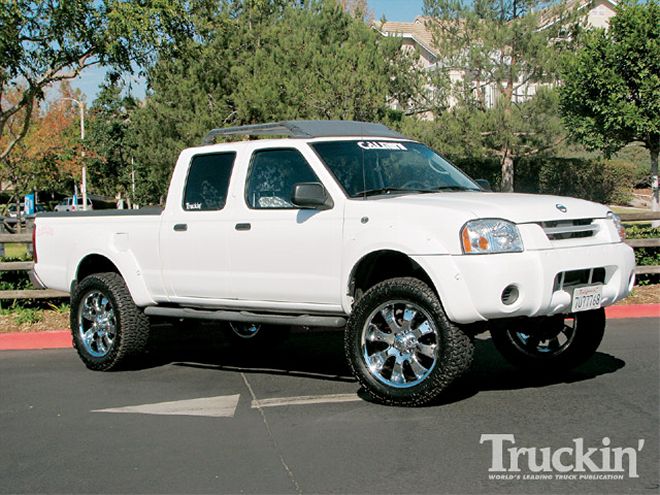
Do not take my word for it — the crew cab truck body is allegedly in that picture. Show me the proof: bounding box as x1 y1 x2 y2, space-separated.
32 121 636 406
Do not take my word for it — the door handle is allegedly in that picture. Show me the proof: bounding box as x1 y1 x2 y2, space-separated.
235 223 251 231
173 223 188 232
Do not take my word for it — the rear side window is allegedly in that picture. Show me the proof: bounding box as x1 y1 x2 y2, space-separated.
183 152 236 211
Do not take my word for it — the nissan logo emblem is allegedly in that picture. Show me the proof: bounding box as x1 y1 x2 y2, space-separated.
556 204 568 213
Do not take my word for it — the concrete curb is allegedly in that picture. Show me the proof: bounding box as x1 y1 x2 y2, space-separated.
0 304 658 351
0 330 71 351
605 303 660 320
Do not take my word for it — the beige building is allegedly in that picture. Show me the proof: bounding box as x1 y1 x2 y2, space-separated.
375 0 618 113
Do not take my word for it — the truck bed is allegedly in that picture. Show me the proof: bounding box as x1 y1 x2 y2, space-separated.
34 209 164 305
39 207 163 218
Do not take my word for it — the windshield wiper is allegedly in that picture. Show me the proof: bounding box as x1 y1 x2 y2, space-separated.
353 185 481 198
431 186 481 192
352 188 424 198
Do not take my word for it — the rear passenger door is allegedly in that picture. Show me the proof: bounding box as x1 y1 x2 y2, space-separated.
160 151 236 301
230 148 343 306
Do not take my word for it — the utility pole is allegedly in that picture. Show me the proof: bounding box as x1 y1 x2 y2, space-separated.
60 98 87 210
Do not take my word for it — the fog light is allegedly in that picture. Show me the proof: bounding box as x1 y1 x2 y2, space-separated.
501 285 519 305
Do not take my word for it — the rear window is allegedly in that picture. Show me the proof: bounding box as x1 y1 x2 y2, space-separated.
183 152 236 211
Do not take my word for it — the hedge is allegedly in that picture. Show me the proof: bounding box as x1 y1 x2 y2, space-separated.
453 156 637 204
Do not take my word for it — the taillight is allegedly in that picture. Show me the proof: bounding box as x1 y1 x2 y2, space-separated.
32 226 37 264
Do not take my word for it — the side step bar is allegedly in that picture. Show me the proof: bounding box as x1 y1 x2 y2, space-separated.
144 306 347 328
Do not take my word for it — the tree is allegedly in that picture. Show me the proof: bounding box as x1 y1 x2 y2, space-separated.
423 0 582 191
339 0 373 20
0 82 83 210
0 0 198 167
129 0 421 204
559 0 659 210
230 3 411 123
85 76 139 205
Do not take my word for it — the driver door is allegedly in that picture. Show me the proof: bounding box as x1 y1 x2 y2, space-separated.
229 147 343 306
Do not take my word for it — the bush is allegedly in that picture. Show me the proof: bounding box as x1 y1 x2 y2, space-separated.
625 224 660 267
0 255 32 292
447 156 636 203
625 224 659 286
452 157 501 188
516 157 636 204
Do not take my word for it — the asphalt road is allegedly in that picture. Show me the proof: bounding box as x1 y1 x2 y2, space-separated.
1 319 658 494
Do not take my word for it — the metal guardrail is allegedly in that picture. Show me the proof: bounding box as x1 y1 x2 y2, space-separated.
0 211 658 300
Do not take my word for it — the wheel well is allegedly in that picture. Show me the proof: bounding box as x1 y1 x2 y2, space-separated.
76 254 120 282
350 250 436 300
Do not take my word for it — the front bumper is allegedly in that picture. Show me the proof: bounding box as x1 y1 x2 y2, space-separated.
413 242 636 324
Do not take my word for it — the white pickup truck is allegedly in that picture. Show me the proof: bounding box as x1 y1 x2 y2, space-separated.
32 120 636 406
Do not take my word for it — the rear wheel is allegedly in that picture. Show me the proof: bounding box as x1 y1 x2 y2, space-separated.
70 272 150 370
225 322 289 348
345 277 474 406
490 308 605 370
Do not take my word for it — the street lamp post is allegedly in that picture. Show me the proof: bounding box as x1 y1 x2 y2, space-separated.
60 97 87 210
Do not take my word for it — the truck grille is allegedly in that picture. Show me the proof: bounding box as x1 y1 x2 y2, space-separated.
540 219 598 240
553 267 606 291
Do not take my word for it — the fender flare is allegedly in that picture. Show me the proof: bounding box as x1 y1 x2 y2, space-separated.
70 249 155 307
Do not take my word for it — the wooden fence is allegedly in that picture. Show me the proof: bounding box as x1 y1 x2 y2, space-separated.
0 212 658 300
0 232 67 300
618 212 660 275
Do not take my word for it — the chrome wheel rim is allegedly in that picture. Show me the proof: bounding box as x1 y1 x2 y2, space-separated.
361 300 439 389
77 290 117 358
230 322 261 339
509 315 577 357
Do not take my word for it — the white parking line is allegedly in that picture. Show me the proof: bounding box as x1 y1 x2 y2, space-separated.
92 394 240 417
251 393 361 409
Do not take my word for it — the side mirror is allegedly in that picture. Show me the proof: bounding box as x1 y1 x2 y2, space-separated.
475 179 492 191
291 182 333 210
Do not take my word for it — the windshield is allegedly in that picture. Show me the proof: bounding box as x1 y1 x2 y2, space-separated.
311 140 480 198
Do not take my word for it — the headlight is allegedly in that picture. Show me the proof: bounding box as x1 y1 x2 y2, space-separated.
607 211 626 241
461 219 524 254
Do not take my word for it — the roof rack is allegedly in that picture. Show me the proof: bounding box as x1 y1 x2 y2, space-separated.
202 120 405 145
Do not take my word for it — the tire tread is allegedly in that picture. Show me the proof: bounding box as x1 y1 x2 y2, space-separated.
345 277 474 406
70 272 149 371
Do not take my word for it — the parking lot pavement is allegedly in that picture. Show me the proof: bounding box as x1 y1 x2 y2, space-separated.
1 319 658 494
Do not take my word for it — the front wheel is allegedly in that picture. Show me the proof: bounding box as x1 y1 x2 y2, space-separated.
345 277 474 406
490 308 605 371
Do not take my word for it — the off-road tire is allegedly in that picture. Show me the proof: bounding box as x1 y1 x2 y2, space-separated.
490 308 606 371
345 277 474 406
70 272 150 371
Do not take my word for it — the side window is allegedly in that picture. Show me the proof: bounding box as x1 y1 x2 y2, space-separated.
183 152 236 211
246 149 320 209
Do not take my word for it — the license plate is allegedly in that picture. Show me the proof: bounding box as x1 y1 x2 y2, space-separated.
571 285 603 313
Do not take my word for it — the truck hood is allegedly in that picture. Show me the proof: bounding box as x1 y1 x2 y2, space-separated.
380 192 610 224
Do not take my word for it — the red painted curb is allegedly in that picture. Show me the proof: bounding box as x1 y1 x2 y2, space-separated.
606 304 660 320
0 330 71 351
0 304 658 351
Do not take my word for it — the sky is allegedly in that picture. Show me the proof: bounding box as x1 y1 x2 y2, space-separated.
370 0 424 22
69 0 425 103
